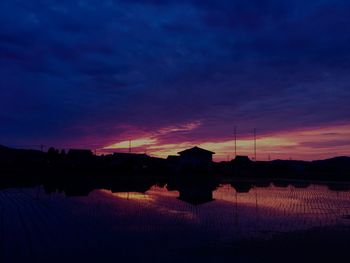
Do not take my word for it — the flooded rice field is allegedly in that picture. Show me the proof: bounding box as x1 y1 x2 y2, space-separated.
1 181 350 262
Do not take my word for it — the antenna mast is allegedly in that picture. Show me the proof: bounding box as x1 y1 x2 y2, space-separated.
40 144 45 152
254 128 257 161
234 126 237 158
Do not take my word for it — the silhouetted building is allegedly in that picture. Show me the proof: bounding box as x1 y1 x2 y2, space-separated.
232 155 251 163
68 149 93 157
175 178 217 205
166 155 180 171
178 186 214 205
167 155 180 162
231 156 253 174
112 152 149 161
273 180 289 188
0 145 45 166
230 181 253 193
67 149 93 164
111 153 150 167
0 145 17 164
47 147 60 161
110 180 154 193
178 147 214 169
65 185 93 197
291 181 311 188
108 153 151 172
327 183 350 192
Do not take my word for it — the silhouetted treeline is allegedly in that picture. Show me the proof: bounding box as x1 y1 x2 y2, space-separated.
0 145 350 181
215 156 350 181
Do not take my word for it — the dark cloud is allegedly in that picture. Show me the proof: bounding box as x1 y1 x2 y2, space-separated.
0 0 350 149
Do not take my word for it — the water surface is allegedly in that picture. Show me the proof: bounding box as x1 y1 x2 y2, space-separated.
1 181 350 262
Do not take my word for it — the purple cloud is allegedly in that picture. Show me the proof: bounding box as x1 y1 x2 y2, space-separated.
0 0 350 155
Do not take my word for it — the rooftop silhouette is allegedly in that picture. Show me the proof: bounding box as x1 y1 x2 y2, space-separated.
0 144 349 181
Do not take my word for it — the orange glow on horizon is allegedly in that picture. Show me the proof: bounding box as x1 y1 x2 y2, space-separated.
100 123 350 161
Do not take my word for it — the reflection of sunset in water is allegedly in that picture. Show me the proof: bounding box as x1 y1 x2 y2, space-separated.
101 190 153 201
213 184 343 213
101 185 179 201
95 182 350 240
1 183 350 262
99 186 194 220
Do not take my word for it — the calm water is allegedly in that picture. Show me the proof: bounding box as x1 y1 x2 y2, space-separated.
1 181 350 262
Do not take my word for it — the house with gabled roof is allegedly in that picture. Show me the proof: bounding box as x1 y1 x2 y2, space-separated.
177 146 215 169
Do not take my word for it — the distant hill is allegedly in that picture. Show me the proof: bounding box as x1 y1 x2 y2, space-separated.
308 156 350 175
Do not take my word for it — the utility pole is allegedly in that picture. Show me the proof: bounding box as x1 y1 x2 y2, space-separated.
234 126 237 158
254 128 257 161
40 144 45 152
129 140 131 153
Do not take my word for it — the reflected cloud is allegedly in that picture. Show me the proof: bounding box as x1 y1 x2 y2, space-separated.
99 187 196 220
101 190 153 201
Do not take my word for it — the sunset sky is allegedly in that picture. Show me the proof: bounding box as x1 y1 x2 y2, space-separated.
1 0 350 161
